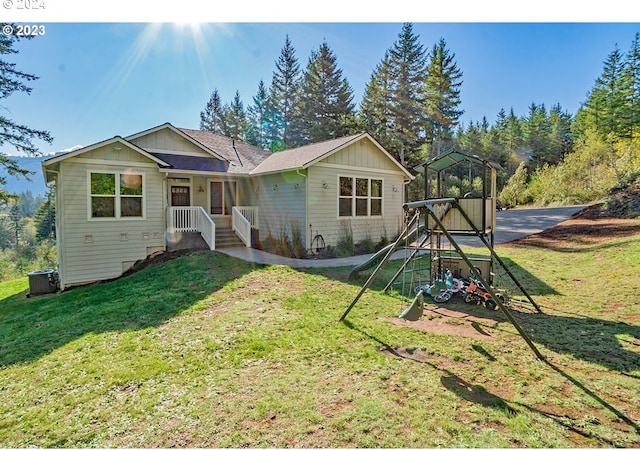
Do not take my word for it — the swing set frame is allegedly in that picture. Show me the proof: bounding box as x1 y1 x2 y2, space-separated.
339 150 545 360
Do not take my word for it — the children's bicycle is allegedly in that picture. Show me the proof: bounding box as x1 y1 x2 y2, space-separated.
463 277 505 310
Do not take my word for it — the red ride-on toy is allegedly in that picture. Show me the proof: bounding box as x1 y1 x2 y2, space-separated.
463 277 505 310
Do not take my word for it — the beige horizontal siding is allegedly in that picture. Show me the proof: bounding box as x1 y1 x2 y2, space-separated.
58 146 166 288
76 144 152 163
323 138 401 172
307 164 406 248
129 127 210 156
245 172 307 246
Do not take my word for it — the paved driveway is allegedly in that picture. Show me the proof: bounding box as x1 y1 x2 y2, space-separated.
219 205 588 267
453 204 588 247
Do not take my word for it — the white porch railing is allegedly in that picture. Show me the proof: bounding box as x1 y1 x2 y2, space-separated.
235 206 259 230
168 206 215 250
197 208 216 250
232 206 259 248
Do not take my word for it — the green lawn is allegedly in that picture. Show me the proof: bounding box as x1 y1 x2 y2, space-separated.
1 232 639 447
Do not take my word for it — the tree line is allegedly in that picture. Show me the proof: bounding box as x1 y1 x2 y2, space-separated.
196 24 574 198
200 24 640 206
199 23 465 172
500 32 640 207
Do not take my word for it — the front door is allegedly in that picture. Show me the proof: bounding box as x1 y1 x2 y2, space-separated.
210 181 236 215
171 186 190 206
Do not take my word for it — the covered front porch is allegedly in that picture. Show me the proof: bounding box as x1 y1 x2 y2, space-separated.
165 175 259 250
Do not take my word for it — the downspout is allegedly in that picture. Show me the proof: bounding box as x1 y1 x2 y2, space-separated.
45 169 63 290
163 173 168 240
296 169 308 249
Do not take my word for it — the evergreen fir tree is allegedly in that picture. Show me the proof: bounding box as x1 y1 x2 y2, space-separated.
496 107 525 172
7 201 23 247
360 23 428 169
423 37 464 156
457 120 484 156
1 28 54 201
494 108 508 137
246 80 270 148
268 35 301 150
199 88 226 133
583 46 628 140
503 107 524 154
623 32 640 142
523 103 551 166
359 51 398 152
294 42 356 145
386 23 429 168
34 187 56 242
223 91 247 141
547 103 574 165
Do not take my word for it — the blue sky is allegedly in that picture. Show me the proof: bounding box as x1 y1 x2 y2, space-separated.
2 3 640 156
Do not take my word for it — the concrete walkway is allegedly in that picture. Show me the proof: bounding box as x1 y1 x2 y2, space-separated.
217 205 587 268
217 246 409 268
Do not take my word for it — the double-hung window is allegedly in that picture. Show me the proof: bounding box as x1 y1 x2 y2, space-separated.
338 176 383 217
90 171 144 219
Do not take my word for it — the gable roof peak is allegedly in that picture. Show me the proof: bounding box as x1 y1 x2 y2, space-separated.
250 132 413 179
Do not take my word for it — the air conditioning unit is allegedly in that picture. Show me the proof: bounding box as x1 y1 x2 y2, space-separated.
27 269 59 296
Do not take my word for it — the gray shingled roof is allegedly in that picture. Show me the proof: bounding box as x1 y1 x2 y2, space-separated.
44 124 411 180
178 128 272 174
250 133 365 175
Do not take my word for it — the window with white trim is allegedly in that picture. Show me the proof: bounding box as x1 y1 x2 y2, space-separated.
90 171 144 219
338 176 383 217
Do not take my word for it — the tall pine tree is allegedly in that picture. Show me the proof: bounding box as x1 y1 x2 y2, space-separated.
423 38 464 156
246 80 270 148
623 32 640 142
359 51 398 153
581 46 628 140
223 90 247 141
293 42 356 145
547 103 573 165
387 23 428 168
199 88 226 133
360 23 428 169
523 103 551 166
267 35 301 150
1 28 54 201
34 187 56 242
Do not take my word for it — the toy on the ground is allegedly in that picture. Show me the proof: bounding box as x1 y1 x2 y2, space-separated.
414 270 464 304
462 275 505 310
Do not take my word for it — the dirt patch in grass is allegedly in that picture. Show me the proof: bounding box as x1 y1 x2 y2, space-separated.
386 309 500 341
121 249 198 278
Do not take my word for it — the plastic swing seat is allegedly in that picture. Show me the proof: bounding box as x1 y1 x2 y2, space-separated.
399 289 424 321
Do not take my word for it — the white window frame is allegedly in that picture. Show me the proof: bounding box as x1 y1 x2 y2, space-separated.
87 170 146 221
337 175 383 219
